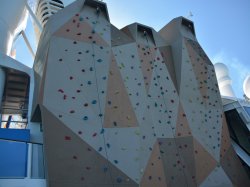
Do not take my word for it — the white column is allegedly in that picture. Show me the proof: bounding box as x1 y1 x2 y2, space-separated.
0 21 12 55
0 67 5 123
26 143 33 178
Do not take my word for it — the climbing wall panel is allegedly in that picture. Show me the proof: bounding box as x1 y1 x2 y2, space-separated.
140 141 168 187
180 38 222 162
41 106 137 187
112 43 148 125
193 138 217 185
221 146 250 186
200 166 233 187
103 56 138 128
32 1 250 186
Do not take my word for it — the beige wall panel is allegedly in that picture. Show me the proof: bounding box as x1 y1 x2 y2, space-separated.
140 141 168 187
193 138 217 185
54 14 109 47
103 56 138 128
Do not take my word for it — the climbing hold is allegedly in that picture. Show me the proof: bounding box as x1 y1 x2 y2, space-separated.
116 177 122 183
64 136 71 140
83 116 88 120
58 89 64 93
126 116 131 120
100 129 105 134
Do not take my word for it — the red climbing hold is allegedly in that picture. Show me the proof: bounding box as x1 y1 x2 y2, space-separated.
65 136 71 140
92 132 97 137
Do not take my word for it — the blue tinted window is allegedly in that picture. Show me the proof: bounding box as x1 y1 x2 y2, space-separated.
244 107 250 116
0 140 28 178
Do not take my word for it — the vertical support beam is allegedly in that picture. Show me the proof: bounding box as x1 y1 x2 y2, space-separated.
0 67 5 125
26 143 33 178
25 2 43 33
21 31 35 59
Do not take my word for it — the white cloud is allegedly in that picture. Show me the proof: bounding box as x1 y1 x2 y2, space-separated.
212 50 250 98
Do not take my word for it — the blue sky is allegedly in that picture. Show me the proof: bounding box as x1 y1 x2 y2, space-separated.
15 0 250 98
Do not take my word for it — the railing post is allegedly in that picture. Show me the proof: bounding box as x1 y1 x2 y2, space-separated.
26 143 33 179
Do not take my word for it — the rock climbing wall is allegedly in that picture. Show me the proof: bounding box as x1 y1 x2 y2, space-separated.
32 0 250 186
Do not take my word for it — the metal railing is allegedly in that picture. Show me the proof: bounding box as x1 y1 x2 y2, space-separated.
0 138 45 179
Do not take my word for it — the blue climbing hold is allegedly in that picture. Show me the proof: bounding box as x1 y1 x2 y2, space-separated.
116 177 122 183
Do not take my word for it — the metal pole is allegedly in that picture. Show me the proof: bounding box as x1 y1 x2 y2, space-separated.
25 2 43 32
21 31 35 59
0 67 5 125
26 143 33 178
